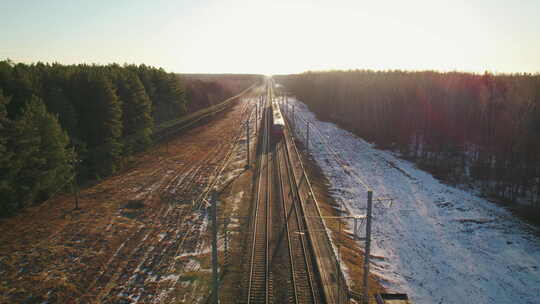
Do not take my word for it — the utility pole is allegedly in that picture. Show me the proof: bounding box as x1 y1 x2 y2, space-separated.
72 176 80 210
285 98 291 118
292 105 295 134
363 191 373 304
338 215 342 304
306 121 310 154
224 221 230 266
354 217 358 238
246 118 250 168
285 97 291 118
211 192 219 304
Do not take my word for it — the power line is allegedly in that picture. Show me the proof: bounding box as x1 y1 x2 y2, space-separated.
282 102 371 191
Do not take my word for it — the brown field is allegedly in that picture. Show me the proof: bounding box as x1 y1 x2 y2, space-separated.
0 97 252 303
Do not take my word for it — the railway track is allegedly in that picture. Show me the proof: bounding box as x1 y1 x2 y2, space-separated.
247 82 323 304
276 136 320 303
281 99 349 304
247 86 272 304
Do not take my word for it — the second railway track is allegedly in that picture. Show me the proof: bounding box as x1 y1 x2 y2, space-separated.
246 81 324 304
276 134 320 303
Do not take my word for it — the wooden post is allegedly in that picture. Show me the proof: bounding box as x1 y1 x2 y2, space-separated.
363 191 373 304
211 192 219 304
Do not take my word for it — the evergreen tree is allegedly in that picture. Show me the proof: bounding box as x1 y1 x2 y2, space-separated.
45 86 78 137
152 72 186 123
84 74 123 176
0 61 244 216
6 64 35 118
135 64 156 101
0 89 16 215
0 60 14 95
0 89 9 156
8 97 73 210
115 72 153 153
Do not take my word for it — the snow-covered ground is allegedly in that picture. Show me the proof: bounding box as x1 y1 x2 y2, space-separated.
282 97 540 304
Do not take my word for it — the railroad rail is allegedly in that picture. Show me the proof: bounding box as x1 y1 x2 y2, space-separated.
281 97 350 303
276 130 320 303
247 85 272 303
247 81 327 304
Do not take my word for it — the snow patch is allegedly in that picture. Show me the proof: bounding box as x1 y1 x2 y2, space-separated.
284 97 540 304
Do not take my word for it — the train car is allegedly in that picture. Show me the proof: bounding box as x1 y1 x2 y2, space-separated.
271 100 285 142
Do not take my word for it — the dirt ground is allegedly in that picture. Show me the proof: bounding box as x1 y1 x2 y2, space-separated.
0 96 255 304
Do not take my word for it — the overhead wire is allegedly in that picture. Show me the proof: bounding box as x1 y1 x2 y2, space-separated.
282 101 372 192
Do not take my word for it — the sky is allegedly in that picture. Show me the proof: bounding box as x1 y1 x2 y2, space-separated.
1 0 539 74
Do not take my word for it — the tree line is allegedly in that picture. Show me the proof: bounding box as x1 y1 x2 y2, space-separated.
184 78 235 113
0 60 245 216
278 70 540 213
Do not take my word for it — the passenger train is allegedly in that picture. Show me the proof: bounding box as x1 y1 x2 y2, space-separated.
270 99 285 142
